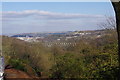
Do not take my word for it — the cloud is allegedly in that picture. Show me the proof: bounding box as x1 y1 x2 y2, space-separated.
2 10 104 20
2 10 107 34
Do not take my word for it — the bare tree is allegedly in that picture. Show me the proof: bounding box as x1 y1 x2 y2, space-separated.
98 16 116 30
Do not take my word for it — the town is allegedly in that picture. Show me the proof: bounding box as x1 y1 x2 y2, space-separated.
11 30 108 47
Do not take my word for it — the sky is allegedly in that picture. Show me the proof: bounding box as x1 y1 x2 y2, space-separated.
1 2 115 34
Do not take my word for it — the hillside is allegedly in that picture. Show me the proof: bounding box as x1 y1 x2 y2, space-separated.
1 29 119 79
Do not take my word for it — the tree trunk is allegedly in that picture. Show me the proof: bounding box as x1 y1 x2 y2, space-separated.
111 1 120 78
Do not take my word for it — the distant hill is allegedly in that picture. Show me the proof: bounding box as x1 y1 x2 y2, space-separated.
11 31 72 37
11 29 109 38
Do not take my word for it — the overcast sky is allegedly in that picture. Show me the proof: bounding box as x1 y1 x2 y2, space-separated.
1 2 115 34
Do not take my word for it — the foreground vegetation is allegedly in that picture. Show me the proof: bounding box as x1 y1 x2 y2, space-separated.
2 29 119 79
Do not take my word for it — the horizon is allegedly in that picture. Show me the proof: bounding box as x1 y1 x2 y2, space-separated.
2 29 107 36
